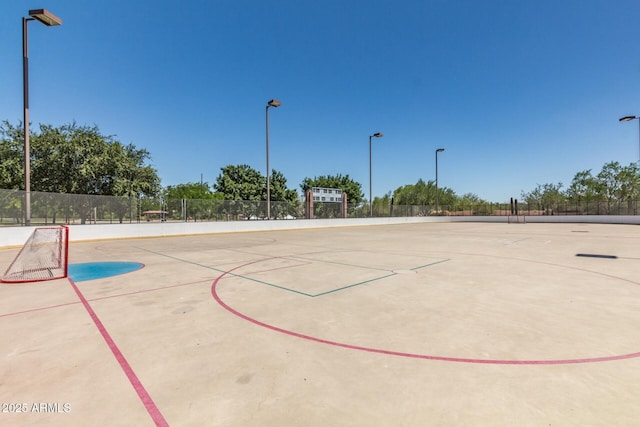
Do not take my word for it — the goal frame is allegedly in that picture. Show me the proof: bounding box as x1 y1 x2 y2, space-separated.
1 225 69 283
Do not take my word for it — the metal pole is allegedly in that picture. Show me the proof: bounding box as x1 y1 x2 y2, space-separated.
20 10 62 225
618 115 640 167
369 135 372 217
23 17 32 226
435 150 439 214
265 105 271 220
435 148 444 214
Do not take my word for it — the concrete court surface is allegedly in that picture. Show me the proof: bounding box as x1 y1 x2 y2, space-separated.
1 221 640 427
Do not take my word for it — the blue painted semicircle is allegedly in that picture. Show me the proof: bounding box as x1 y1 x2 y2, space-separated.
68 262 144 282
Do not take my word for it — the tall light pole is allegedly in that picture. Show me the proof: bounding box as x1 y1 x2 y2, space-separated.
265 99 281 219
23 9 62 226
619 115 640 166
435 148 445 214
369 132 383 217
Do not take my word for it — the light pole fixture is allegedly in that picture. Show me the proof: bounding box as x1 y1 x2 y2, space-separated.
369 132 383 217
265 99 281 219
435 148 445 215
23 8 62 226
619 115 640 166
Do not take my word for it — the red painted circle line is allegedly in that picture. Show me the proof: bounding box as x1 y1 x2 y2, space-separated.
211 259 640 365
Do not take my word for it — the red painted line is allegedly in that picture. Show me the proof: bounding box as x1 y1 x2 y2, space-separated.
0 301 80 318
67 277 169 426
211 259 640 366
0 278 215 319
86 278 214 302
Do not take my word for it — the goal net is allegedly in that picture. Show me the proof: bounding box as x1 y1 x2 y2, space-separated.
1 225 69 283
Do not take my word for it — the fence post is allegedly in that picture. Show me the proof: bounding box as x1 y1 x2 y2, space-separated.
305 190 313 219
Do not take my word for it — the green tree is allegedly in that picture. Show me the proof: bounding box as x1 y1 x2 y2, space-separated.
214 164 264 201
165 182 215 200
213 164 264 219
214 165 299 219
163 182 219 220
0 121 160 197
438 187 457 210
595 161 640 212
521 182 564 214
394 179 430 206
392 179 456 207
372 192 392 216
456 193 491 215
1 121 160 223
566 170 599 203
300 174 364 205
596 162 622 209
458 193 483 205
269 170 300 219
0 121 23 190
269 170 299 204
616 163 640 201
117 143 161 199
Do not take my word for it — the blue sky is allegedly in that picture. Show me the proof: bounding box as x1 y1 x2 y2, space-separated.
1 1 640 202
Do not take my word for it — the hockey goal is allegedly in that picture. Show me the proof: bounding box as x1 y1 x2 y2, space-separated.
2 225 69 283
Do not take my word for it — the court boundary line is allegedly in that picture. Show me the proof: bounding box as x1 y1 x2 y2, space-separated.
67 276 169 427
211 259 640 365
137 247 450 297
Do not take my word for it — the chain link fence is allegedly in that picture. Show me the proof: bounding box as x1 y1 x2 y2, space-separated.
0 189 302 226
1 189 638 226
